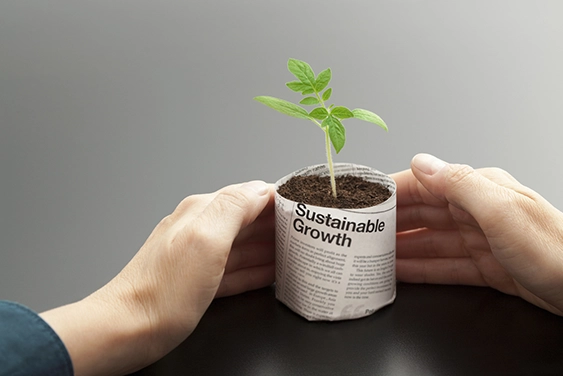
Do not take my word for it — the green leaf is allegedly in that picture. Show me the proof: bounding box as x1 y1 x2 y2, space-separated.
309 107 329 120
322 88 332 101
286 81 311 93
351 108 388 131
327 116 346 153
330 106 354 119
300 97 320 105
254 96 311 120
302 88 315 95
315 68 331 92
321 117 330 130
287 58 316 87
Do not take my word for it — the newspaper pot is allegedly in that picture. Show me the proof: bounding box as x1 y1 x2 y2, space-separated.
274 163 397 321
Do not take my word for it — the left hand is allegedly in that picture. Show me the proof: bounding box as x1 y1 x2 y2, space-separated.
41 181 275 376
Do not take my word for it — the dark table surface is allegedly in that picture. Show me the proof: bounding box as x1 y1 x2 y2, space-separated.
132 283 563 375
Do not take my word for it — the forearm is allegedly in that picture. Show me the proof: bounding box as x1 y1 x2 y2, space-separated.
40 293 152 376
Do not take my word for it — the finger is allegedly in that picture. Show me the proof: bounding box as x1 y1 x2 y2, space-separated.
216 262 275 298
224 242 275 273
410 154 519 229
187 181 273 251
396 257 488 286
396 204 458 232
391 169 446 208
396 227 490 259
254 185 276 217
166 183 273 239
447 204 480 228
232 203 275 246
397 228 465 258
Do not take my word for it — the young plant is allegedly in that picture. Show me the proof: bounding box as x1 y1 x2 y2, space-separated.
254 58 388 198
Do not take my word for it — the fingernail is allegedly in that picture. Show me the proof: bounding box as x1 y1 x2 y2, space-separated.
412 153 447 175
241 180 269 196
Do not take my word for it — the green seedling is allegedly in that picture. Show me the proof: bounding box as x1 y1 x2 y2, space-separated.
254 58 388 198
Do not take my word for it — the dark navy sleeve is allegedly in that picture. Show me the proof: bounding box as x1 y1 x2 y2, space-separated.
0 301 73 376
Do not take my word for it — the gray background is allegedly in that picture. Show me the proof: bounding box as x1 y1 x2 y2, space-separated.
1 1 562 312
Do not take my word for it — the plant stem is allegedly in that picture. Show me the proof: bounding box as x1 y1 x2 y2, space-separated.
324 128 337 198
314 90 337 198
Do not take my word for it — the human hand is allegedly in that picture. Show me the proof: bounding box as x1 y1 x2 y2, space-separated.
393 153 563 316
40 181 275 375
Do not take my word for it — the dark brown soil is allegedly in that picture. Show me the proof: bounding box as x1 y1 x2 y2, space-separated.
277 175 391 209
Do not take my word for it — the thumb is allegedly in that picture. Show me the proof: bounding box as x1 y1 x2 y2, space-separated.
410 153 507 225
191 180 273 252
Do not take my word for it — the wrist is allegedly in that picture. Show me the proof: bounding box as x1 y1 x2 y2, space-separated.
40 288 154 376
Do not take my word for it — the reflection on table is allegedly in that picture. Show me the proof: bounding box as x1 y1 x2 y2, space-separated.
132 283 563 376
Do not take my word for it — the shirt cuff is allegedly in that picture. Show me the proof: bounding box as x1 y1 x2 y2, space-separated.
0 300 73 376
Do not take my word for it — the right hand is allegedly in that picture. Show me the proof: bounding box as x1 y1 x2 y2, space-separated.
393 153 563 315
